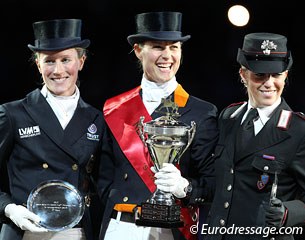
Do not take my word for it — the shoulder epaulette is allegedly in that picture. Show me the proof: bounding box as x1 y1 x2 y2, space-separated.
226 101 246 109
224 102 247 119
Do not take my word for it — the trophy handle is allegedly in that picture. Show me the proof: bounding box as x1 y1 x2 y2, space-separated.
138 116 146 145
179 121 196 158
138 116 160 171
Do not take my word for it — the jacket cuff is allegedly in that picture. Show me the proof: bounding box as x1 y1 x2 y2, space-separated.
283 200 305 227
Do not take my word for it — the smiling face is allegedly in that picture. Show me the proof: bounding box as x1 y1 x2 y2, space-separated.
35 48 86 96
240 67 288 108
134 41 182 83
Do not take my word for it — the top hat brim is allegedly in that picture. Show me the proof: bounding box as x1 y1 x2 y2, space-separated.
237 48 293 73
127 32 191 46
27 39 90 52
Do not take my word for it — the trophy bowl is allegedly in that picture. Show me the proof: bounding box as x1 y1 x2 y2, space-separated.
136 115 196 228
27 180 85 231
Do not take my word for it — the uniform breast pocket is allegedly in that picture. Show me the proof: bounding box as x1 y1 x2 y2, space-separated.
251 155 282 174
251 155 283 193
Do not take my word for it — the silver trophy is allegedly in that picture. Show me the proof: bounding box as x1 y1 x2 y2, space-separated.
135 98 196 228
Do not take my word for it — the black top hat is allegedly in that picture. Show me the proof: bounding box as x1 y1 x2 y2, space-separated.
127 11 191 46
28 19 90 51
237 32 293 73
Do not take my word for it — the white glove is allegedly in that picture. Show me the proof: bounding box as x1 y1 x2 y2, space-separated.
5 204 48 232
153 163 189 198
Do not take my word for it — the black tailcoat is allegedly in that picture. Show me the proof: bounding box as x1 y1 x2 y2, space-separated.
0 89 106 240
98 89 219 240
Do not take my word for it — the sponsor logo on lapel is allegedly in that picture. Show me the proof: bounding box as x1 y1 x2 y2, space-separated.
257 173 269 190
18 125 41 138
87 124 99 141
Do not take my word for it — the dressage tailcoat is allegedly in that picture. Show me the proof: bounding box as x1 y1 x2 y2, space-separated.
98 87 219 240
204 99 305 240
0 89 106 240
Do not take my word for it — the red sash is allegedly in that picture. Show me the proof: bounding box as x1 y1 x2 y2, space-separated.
104 85 198 240
104 86 155 192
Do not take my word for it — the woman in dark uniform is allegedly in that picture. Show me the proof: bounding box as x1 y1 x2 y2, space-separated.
204 32 305 240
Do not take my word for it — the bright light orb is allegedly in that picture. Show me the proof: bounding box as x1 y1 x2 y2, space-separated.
228 5 250 27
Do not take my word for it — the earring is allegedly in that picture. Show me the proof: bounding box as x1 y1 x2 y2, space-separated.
241 79 247 87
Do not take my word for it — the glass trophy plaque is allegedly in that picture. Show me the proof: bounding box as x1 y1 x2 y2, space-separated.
27 180 85 231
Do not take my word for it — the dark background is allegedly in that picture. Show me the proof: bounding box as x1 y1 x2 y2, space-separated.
1 0 304 113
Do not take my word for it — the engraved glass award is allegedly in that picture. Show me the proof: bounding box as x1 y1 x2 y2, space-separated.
27 180 85 231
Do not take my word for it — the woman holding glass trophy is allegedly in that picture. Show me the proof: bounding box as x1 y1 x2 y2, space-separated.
0 19 105 240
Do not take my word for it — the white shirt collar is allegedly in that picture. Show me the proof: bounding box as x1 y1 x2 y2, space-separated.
141 76 178 114
41 85 80 129
141 76 178 99
41 85 79 100
248 97 281 125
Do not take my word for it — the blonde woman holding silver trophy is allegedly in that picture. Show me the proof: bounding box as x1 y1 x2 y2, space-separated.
99 11 219 240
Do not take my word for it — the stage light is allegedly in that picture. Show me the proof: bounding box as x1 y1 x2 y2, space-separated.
228 5 250 27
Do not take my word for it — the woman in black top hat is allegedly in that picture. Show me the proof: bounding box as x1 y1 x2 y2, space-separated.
98 11 219 240
0 19 105 240
203 32 305 240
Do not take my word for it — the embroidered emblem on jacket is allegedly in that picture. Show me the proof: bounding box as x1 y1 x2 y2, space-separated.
87 124 99 141
18 125 41 138
257 173 269 190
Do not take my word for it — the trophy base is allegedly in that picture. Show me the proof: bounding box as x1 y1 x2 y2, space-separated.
135 202 184 228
